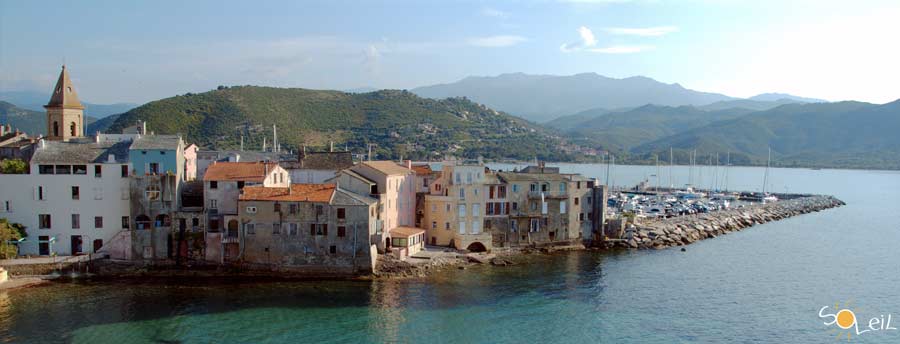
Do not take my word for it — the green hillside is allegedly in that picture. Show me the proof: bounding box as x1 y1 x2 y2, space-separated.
634 100 900 169
107 86 578 161
559 105 753 151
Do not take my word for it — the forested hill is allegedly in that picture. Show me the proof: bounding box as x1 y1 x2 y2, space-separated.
107 86 579 161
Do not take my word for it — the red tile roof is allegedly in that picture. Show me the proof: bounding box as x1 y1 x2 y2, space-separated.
203 162 279 182
411 164 433 175
239 184 335 202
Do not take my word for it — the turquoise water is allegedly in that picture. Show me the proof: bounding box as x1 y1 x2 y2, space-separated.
2 165 899 343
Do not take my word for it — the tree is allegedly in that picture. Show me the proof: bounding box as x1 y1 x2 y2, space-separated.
0 218 27 259
0 159 27 174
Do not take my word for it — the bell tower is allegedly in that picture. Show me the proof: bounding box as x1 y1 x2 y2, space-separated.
44 65 85 141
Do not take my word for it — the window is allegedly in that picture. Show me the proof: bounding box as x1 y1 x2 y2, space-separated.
587 197 592 204
459 188 465 199
489 186 495 199
39 165 54 174
39 214 51 229
273 223 281 235
208 219 218 231
73 165 87 175
315 205 324 216
446 204 451 212
459 221 466 234
458 204 466 217
577 181 582 189
122 216 130 229
579 213 585 221
94 165 102 178
289 203 297 214
473 204 480 217
95 216 103 228
542 201 548 214
498 186 507 198
274 203 281 213
3 201 9 212
330 245 337 254
121 165 129 177
530 218 540 232
466 172 472 184
474 188 479 196
192 218 199 227
431 221 437 229
71 186 80 200
145 185 160 201
289 223 298 235
93 187 103 200
510 221 518 232
337 226 346 238
337 208 346 219
560 202 567 214
310 223 328 236
209 181 218 189
237 181 245 189
530 183 537 192
56 165 71 174
245 223 255 234
542 184 548 192
431 204 437 212
512 202 518 211
149 163 160 174
530 202 537 211
455 172 461 183
471 220 481 234
574 197 580 205
445 222 450 230
559 183 566 192
512 184 519 193
37 186 44 201
209 199 218 209
246 206 257 214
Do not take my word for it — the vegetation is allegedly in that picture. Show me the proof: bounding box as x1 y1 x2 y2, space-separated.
0 101 100 137
0 218 27 259
106 86 579 161
0 159 27 174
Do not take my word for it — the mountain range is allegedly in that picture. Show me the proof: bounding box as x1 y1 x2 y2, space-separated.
0 90 136 119
0 101 116 137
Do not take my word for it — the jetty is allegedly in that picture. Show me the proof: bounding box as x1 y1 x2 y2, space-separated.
604 194 845 250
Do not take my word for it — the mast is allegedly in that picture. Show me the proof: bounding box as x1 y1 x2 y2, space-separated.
763 147 771 194
725 152 730 192
669 147 673 189
714 152 719 191
605 152 611 187
655 154 660 192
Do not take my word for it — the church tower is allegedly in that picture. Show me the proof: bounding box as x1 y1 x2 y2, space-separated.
45 65 85 141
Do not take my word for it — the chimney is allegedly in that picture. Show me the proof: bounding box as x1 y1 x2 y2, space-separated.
94 133 100 143
406 160 412 170
330 141 334 152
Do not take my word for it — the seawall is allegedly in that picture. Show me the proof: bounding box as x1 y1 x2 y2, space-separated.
606 195 845 250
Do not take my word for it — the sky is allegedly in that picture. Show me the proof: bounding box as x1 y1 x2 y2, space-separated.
1 0 899 104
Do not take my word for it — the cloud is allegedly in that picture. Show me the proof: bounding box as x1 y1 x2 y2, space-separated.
467 35 527 47
560 26 598 52
480 7 509 18
605 26 678 36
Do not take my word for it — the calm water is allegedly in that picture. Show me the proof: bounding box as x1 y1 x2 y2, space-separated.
2 164 899 343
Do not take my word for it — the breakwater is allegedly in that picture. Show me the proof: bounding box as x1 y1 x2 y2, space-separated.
607 195 845 250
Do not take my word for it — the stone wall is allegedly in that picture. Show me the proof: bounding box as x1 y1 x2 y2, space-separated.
606 195 845 250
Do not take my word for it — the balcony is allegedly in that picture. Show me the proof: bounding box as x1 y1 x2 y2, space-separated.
527 191 568 199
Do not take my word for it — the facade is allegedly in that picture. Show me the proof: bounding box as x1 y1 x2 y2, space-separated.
44 65 85 141
423 162 492 252
329 160 416 251
237 183 379 274
283 149 354 183
183 144 199 181
195 150 288 181
0 138 133 256
389 226 426 260
202 161 290 261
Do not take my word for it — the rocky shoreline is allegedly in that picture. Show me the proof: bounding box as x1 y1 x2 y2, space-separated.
604 195 845 250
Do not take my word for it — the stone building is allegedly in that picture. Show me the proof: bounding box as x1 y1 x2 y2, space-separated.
202 161 290 261
0 126 37 163
282 149 353 183
422 162 492 252
236 183 379 274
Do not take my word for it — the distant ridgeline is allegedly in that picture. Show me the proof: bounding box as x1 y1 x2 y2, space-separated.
105 86 584 162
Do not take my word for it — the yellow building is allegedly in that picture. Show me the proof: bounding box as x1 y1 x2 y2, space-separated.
423 162 492 252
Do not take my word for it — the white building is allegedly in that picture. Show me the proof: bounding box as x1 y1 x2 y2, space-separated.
0 138 133 256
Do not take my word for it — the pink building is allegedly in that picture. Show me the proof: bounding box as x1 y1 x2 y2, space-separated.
183 144 199 181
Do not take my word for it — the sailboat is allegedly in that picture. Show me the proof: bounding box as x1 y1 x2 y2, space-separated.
760 147 778 203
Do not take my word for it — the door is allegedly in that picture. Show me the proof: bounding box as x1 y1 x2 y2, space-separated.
93 239 103 253
431 237 436 246
39 235 50 255
71 235 83 255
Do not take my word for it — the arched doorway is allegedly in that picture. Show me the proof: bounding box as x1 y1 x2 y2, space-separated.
53 121 59 137
70 122 77 137
227 219 239 238
466 242 487 253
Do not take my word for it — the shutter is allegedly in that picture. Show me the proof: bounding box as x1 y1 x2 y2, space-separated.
323 224 328 236
310 223 316 236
